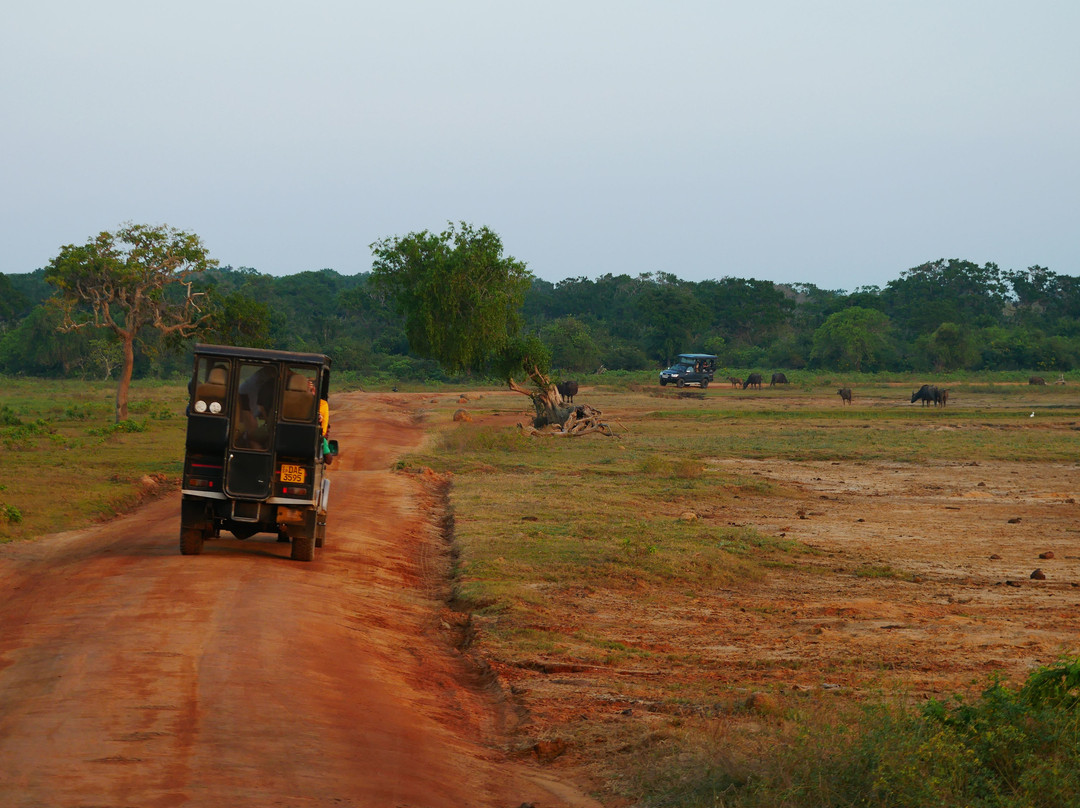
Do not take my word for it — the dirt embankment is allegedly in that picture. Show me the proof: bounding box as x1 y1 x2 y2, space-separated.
0 391 601 808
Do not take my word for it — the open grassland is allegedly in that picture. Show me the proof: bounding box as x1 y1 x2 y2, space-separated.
4 374 1080 806
0 378 186 542
407 378 1080 807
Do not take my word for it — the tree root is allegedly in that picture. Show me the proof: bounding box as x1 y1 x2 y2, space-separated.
508 366 615 437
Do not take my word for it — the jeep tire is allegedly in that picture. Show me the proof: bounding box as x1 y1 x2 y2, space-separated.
291 532 316 562
180 528 205 556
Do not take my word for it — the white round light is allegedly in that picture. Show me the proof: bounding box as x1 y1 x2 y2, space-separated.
209 401 222 414
194 400 208 413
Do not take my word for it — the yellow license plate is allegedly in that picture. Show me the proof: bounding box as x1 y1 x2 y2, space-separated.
280 464 306 484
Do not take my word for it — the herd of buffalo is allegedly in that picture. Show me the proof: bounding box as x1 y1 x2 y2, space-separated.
910 383 949 407
724 372 788 389
552 372 1061 406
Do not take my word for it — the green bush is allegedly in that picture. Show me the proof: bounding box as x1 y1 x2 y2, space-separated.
0 403 21 426
86 419 148 437
1 419 56 450
63 403 94 420
644 658 1080 808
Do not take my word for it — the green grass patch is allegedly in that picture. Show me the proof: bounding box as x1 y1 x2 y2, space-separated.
0 377 186 542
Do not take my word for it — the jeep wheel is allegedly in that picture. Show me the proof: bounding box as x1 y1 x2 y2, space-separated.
676 378 686 388
701 379 709 389
659 380 667 386
291 532 316 562
180 528 204 556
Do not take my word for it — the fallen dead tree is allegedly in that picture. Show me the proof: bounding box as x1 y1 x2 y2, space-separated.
519 403 614 437
508 365 614 437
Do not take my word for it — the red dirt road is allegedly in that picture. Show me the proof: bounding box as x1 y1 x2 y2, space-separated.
0 393 599 808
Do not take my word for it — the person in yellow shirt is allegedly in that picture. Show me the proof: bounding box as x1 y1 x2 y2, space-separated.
308 378 332 464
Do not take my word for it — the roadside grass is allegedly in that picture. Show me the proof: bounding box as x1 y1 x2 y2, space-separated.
0 377 186 542
406 415 819 670
629 658 1080 808
411 382 1080 807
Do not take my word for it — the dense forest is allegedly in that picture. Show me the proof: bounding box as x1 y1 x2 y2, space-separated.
1 258 1078 381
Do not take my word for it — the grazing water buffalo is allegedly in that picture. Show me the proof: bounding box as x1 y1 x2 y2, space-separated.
911 384 937 406
742 373 763 389
1029 376 1046 385
556 380 578 403
837 387 852 405
770 372 789 386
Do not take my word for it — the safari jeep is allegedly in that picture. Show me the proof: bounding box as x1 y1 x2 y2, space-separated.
180 344 336 562
658 353 717 388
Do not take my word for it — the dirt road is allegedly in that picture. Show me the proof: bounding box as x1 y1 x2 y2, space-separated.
0 393 599 808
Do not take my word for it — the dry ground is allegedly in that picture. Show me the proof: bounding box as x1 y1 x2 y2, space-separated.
445 387 1080 799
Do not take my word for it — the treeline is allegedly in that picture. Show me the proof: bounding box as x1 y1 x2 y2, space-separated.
1 258 1078 379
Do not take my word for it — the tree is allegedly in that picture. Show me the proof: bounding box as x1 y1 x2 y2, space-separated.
634 273 709 365
45 223 217 421
882 259 1008 337
86 336 124 380
810 307 895 371
202 290 274 348
0 273 29 332
541 316 603 373
0 304 89 375
923 322 977 371
369 222 533 375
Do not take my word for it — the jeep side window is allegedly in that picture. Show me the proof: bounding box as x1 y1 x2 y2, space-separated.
190 358 229 415
282 365 318 422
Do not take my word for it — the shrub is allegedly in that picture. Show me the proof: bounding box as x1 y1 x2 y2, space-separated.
642 658 1080 808
87 419 148 437
63 403 94 420
0 403 21 426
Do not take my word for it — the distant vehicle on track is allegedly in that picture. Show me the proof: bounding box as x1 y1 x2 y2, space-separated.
659 354 717 388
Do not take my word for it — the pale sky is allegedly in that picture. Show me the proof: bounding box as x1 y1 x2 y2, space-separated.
2 1 1077 291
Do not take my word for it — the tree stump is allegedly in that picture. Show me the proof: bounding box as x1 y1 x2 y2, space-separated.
508 366 613 437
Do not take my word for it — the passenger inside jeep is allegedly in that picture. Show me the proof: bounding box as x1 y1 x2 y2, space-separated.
235 364 277 450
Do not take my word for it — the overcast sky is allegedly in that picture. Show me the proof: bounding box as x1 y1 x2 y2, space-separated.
2 1 1077 291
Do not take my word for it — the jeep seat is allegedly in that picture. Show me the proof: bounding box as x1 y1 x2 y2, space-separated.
282 374 315 421
195 367 227 407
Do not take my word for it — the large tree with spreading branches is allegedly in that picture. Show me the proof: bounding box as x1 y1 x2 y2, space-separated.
371 223 611 435
369 222 533 375
46 222 217 421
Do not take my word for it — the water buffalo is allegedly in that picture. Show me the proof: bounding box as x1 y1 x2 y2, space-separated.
556 380 579 403
770 373 789 386
728 376 742 388
911 384 937 406
742 373 763 389
1029 376 1046 385
837 388 852 405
